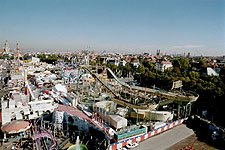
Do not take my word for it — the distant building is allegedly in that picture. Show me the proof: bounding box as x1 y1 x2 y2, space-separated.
100 57 107 64
0 40 10 55
155 61 173 72
4 40 10 54
118 60 127 66
107 58 119 66
156 49 163 57
32 57 40 65
206 67 218 76
130 61 140 69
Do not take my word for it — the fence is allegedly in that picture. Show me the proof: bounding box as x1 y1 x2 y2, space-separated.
109 118 187 150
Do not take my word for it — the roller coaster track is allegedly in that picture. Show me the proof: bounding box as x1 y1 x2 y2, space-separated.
106 68 199 105
113 99 157 110
32 132 57 150
81 66 199 110
80 66 157 110
105 66 199 103
106 67 130 89
130 86 199 103
80 66 118 98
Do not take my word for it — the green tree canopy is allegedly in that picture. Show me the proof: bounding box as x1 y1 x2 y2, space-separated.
198 59 207 70
172 57 189 71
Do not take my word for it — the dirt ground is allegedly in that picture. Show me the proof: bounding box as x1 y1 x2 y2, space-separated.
167 133 223 150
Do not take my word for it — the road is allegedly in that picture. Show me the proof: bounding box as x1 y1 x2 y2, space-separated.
133 124 194 150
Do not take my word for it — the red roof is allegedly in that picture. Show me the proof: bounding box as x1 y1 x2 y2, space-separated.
160 61 172 65
54 104 89 120
54 104 109 135
1 120 30 134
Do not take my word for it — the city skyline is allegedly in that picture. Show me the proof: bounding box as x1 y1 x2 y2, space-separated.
0 0 224 56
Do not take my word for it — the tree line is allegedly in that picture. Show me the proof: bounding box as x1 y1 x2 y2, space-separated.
106 57 225 126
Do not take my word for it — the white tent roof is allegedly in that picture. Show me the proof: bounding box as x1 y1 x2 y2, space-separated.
53 84 67 93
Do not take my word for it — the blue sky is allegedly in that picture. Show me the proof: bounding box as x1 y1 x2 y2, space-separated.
0 0 224 56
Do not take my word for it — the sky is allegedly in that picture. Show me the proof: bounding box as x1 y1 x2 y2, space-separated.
0 0 224 56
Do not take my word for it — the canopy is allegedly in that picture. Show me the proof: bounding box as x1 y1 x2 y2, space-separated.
1 120 31 134
53 84 67 93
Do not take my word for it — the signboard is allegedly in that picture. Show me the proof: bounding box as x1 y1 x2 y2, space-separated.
171 80 183 90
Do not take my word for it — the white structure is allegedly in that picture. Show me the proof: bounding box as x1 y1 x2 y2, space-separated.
31 57 40 65
206 67 218 76
81 73 94 83
1 99 56 125
53 84 67 93
145 111 173 122
130 109 173 122
118 60 127 66
108 114 127 129
131 61 140 69
155 61 173 72
94 101 127 129
53 111 64 130
62 69 79 85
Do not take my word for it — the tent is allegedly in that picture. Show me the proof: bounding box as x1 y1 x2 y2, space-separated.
1 120 30 134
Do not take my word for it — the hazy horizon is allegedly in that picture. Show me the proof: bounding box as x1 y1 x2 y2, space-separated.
0 0 224 56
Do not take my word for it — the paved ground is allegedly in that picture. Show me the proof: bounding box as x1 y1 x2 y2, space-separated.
167 133 218 150
133 124 194 150
132 124 221 150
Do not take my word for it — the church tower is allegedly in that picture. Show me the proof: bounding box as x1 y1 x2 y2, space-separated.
4 40 9 54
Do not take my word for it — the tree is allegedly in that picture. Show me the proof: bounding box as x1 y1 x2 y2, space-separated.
131 57 137 62
189 71 200 79
172 57 189 71
124 57 225 126
137 64 145 74
219 66 225 83
141 60 155 71
37 54 58 64
173 67 181 75
199 59 207 69
0 56 5 59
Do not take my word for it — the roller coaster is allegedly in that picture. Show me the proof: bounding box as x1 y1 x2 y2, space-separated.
80 66 154 110
80 65 199 112
106 67 198 103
